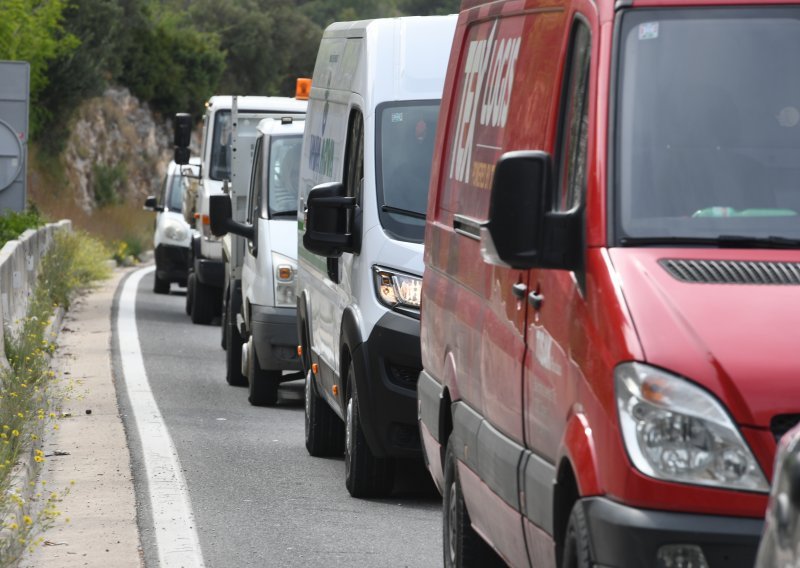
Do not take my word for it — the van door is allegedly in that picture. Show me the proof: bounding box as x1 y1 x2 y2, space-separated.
521 14 593 562
241 136 264 326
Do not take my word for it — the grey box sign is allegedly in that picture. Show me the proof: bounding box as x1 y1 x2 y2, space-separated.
0 61 29 213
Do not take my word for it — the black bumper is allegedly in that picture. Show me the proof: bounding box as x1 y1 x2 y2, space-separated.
155 245 189 284
251 305 301 372
194 257 223 288
581 496 763 568
351 311 422 459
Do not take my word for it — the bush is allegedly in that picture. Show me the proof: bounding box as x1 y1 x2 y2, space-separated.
0 209 44 249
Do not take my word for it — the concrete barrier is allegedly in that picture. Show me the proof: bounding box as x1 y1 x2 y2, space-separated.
0 220 72 368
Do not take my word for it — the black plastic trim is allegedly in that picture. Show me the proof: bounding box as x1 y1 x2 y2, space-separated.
417 369 443 442
581 496 763 568
250 304 301 371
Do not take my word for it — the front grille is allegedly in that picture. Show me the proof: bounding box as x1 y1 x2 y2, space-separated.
387 363 420 390
660 259 800 285
771 414 800 443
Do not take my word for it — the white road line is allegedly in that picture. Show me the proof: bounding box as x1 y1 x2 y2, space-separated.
117 265 206 568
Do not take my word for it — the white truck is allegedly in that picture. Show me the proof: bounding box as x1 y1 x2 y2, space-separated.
176 95 307 325
209 116 306 405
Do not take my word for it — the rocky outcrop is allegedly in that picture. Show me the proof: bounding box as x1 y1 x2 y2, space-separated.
62 87 173 213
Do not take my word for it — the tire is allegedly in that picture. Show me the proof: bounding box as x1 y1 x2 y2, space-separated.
344 364 394 498
225 310 246 386
304 369 345 456
561 502 592 568
221 285 228 350
190 276 215 325
153 272 170 294
247 343 279 406
185 272 195 316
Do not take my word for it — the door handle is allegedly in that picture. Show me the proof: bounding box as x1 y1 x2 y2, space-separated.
528 291 544 310
512 282 527 299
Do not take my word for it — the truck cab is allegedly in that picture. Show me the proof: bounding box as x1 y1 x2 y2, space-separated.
181 95 306 325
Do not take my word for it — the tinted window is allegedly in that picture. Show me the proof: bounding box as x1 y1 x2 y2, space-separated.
209 111 232 181
376 101 440 243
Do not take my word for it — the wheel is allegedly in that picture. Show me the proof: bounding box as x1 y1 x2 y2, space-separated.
344 364 394 498
190 276 215 325
304 369 345 456
247 341 279 406
561 502 592 568
185 272 195 316
225 309 246 386
153 272 170 294
443 438 504 568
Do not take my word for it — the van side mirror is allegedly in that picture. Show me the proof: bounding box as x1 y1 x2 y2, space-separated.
303 182 357 258
174 113 193 165
481 151 582 271
143 195 162 212
209 194 255 240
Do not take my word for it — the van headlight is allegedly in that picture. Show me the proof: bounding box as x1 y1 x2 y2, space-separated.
272 252 296 308
373 266 422 315
615 362 768 492
163 219 189 243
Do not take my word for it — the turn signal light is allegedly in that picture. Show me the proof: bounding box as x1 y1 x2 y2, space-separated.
312 363 318 375
332 385 339 396
297 345 303 356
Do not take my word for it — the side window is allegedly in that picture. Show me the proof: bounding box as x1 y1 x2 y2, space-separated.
248 138 264 224
343 111 364 201
158 174 168 205
555 21 591 212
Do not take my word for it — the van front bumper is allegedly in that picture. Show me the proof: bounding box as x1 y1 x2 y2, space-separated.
155 244 189 284
251 305 301 372
194 257 223 288
351 311 422 459
581 496 763 568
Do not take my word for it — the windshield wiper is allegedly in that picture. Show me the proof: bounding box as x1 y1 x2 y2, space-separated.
620 235 800 249
381 205 426 220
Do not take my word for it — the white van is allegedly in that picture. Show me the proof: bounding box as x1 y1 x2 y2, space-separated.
182 96 307 324
210 117 305 405
144 157 200 294
297 15 457 497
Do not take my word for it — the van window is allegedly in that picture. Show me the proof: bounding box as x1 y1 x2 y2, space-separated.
344 112 364 203
248 138 264 223
376 101 440 243
267 135 302 217
166 172 184 212
209 110 232 182
556 22 591 212
615 7 800 244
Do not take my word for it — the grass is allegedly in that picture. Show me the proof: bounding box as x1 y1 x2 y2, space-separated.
0 229 111 564
0 210 45 249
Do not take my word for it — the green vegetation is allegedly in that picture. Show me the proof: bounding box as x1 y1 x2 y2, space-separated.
0 229 110 564
91 163 126 207
0 209 44 249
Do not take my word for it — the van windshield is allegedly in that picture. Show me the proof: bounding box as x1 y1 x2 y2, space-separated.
376 101 440 243
267 135 302 217
209 111 278 182
166 172 184 211
615 8 800 246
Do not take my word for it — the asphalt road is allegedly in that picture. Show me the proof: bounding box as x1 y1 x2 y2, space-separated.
114 270 443 568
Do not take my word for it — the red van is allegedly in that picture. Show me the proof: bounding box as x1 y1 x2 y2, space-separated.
418 1 800 566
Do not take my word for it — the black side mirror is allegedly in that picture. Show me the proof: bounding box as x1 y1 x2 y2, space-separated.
144 195 162 212
481 151 582 271
482 151 549 269
209 194 254 240
174 113 192 165
303 182 357 258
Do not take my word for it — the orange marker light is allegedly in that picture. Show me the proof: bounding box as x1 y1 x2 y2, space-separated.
201 214 210 226
312 363 319 375
332 385 339 396
296 78 311 100
297 345 303 356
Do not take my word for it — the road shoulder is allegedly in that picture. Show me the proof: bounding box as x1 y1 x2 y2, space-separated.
22 266 142 568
